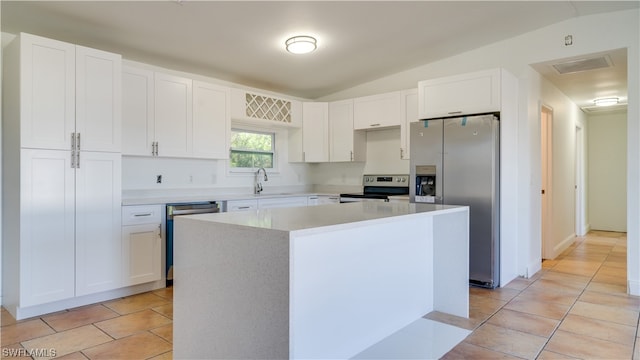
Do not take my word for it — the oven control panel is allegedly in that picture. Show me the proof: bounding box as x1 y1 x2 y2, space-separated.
363 174 409 186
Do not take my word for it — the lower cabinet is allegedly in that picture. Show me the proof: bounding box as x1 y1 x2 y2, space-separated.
122 205 162 286
258 197 308 209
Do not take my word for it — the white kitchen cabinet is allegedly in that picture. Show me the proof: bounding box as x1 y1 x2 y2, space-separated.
122 66 155 156
16 33 121 152
329 99 366 162
258 196 308 209
19 149 76 306
226 199 259 212
3 33 123 316
122 205 162 286
307 195 340 205
192 81 230 159
353 91 402 130
400 89 419 160
154 72 193 158
301 102 329 162
418 68 501 119
75 152 122 296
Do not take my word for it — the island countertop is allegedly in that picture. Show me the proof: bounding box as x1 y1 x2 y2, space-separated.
183 201 466 233
174 201 470 359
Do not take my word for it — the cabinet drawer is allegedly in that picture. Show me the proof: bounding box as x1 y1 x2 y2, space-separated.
122 205 162 225
226 199 258 212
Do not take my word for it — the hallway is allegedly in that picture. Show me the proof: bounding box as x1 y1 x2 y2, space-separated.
434 231 639 359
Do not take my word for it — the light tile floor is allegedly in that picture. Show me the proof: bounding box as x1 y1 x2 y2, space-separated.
1 231 637 359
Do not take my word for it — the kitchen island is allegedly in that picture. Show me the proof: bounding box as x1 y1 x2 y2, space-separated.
174 202 469 359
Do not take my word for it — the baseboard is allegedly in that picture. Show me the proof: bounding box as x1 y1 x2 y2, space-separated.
9 280 165 320
628 279 640 296
553 234 576 258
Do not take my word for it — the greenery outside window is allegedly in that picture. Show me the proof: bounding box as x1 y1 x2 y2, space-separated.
230 129 274 169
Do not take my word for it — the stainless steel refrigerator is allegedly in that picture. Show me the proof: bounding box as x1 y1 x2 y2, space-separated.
410 114 500 288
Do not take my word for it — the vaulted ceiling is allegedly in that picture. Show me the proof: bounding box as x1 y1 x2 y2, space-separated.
2 1 637 108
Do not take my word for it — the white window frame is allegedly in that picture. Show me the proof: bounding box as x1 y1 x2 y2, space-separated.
227 125 280 175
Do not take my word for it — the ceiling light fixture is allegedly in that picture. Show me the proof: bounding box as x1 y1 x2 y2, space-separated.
285 36 317 54
594 97 619 106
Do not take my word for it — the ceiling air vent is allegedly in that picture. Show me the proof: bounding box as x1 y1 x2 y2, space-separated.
552 55 612 74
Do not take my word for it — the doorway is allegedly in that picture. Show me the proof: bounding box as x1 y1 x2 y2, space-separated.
575 125 586 236
541 105 553 259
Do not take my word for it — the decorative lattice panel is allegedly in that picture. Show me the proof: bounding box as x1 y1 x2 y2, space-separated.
245 93 292 123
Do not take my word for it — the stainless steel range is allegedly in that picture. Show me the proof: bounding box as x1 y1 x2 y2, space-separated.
340 174 409 203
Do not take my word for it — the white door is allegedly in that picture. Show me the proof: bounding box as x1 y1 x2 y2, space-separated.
122 66 155 156
154 73 193 157
329 99 355 162
20 149 76 306
192 81 230 159
122 224 162 286
75 151 122 296
75 46 122 152
302 102 329 162
541 106 553 259
19 33 75 151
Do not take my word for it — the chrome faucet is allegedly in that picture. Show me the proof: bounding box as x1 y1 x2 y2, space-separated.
254 167 268 194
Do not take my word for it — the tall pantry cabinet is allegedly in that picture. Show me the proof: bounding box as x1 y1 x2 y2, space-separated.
2 33 122 318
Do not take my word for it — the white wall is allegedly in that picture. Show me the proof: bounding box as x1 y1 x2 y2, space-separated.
588 111 627 232
317 9 640 294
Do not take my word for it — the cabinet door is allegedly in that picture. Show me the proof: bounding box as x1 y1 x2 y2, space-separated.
19 33 75 151
302 102 329 162
75 46 122 152
122 224 162 286
329 99 365 162
192 81 230 159
353 91 402 130
400 89 418 160
75 151 122 296
154 73 193 157
20 149 76 306
122 66 155 156
418 69 501 119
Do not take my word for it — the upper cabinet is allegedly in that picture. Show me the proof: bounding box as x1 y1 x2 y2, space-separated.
418 69 501 119
192 81 230 159
400 89 418 160
230 88 302 127
301 102 329 162
122 66 154 156
329 99 365 162
353 91 402 130
154 73 193 158
122 66 231 159
15 33 121 152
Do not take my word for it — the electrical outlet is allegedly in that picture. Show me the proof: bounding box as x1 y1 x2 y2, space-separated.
156 175 162 184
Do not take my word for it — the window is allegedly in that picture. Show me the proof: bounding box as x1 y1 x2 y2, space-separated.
230 129 274 169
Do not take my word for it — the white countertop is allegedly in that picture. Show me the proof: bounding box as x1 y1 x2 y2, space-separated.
181 202 466 233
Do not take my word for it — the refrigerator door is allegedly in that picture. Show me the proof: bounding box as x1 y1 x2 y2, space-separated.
443 115 499 287
410 120 443 203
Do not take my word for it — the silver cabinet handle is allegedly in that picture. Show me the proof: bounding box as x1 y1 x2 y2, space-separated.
447 111 463 115
370 123 381 127
238 206 250 209
350 151 353 161
71 133 76 168
134 213 153 217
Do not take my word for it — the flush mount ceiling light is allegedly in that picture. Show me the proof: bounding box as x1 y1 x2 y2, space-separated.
594 97 619 106
285 36 317 54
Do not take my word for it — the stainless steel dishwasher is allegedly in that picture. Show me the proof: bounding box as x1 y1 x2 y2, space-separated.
166 201 220 286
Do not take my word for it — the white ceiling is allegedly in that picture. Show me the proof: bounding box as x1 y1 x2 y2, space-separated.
2 1 637 108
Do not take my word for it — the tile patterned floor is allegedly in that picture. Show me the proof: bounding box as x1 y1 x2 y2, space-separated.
1 231 638 359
